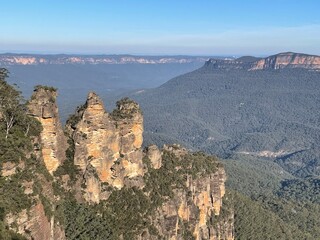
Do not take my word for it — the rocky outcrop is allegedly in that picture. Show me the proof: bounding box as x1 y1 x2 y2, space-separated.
28 86 67 174
145 145 162 169
145 147 233 240
204 52 320 71
15 88 233 239
65 93 144 202
113 97 144 180
250 52 320 70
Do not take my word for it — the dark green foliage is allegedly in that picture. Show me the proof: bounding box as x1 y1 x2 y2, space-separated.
104 187 152 239
0 70 42 215
63 200 113 240
277 177 320 203
54 158 79 182
0 221 27 240
125 66 320 239
0 71 54 238
232 191 309 240
34 85 57 92
180 152 221 178
254 194 320 239
39 194 53 219
222 155 293 197
0 68 9 81
222 155 320 239
0 70 42 164
144 151 185 201
132 68 320 177
111 97 141 120
66 104 86 129
54 138 80 183
144 150 220 205
0 176 32 215
63 188 153 240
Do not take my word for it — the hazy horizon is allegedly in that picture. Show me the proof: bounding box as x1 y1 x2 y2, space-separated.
2 0 320 56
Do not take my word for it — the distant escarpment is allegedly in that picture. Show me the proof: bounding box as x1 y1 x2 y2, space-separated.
1 78 233 239
0 54 208 65
205 52 320 71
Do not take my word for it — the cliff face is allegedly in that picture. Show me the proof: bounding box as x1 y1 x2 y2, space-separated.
204 52 320 71
28 87 67 174
65 93 144 203
0 54 208 65
250 52 320 70
64 92 233 239
4 87 233 239
143 146 233 240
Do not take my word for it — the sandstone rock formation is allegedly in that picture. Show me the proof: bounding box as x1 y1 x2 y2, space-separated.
65 93 144 202
205 52 320 71
28 86 67 174
5 88 233 239
143 147 233 240
145 144 162 169
250 52 320 70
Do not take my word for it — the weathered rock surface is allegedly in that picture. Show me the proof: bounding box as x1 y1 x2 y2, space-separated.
28 87 67 174
205 52 320 71
145 144 162 169
6 202 65 240
65 93 145 202
145 147 233 240
7 88 233 239
250 52 320 70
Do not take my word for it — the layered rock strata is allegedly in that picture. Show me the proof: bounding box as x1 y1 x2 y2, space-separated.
144 146 233 240
65 93 144 202
205 52 320 71
28 87 67 174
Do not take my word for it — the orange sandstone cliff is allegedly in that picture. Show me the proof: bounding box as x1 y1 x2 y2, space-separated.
3 87 233 240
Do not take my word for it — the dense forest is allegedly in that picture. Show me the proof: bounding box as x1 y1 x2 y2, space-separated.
122 65 320 239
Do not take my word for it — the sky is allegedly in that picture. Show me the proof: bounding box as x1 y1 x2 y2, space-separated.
1 0 320 56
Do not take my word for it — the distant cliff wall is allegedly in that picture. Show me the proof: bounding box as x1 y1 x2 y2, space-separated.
204 52 320 71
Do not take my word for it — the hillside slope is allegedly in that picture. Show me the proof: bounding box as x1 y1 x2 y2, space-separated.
130 53 320 177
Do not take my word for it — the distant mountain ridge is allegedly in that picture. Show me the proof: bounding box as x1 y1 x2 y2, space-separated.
127 52 320 178
0 54 214 66
205 52 320 70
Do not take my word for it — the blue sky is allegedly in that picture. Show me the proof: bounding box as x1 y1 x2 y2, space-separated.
1 0 320 55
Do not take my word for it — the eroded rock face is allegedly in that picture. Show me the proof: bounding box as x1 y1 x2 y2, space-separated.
69 92 120 185
28 87 67 174
66 93 145 202
1 161 22 177
115 98 144 178
204 52 320 71
250 52 320 70
146 147 233 240
145 145 162 169
6 202 65 240
23 89 234 239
